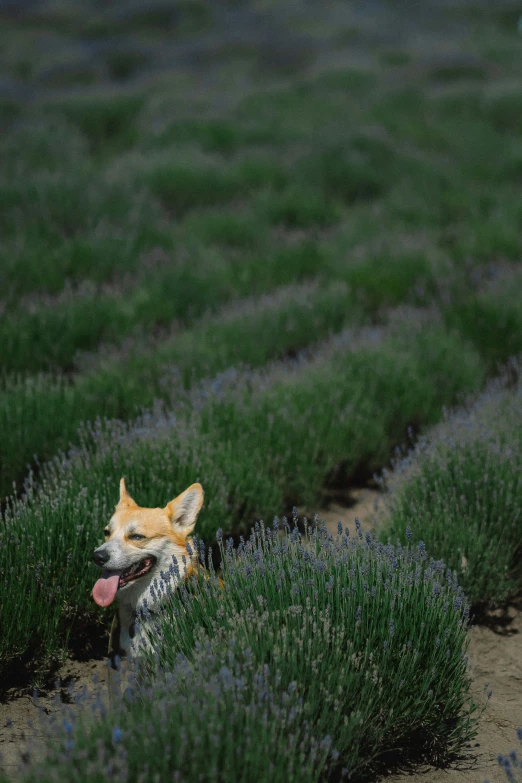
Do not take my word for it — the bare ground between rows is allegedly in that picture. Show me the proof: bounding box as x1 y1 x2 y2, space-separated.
0 489 520 783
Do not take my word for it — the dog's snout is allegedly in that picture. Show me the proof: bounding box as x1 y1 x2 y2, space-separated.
93 548 110 567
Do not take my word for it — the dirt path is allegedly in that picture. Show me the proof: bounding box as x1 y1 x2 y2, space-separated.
1 490 520 782
0 659 110 781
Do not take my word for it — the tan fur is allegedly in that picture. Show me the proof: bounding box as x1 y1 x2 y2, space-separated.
109 480 203 547
110 505 189 547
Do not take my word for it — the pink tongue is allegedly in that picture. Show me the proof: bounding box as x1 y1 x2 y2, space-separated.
92 574 120 607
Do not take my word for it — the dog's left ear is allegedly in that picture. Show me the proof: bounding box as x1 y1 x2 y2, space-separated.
166 483 204 534
117 477 138 509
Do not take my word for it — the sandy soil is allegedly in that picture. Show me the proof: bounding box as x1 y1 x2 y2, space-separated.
0 659 110 781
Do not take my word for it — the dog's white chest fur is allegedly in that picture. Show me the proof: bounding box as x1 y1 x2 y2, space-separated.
113 597 156 658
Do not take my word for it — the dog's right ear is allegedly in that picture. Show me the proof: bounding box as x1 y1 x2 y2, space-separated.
117 477 138 509
166 483 204 535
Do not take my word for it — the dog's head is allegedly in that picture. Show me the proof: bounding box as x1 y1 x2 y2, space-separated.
92 479 204 610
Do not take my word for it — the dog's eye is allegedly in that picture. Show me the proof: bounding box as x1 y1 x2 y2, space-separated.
129 533 146 541
104 529 110 537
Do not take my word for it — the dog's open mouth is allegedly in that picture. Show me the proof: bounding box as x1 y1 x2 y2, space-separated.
119 557 156 587
92 557 156 608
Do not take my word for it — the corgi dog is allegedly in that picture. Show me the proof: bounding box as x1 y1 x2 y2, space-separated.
92 478 204 700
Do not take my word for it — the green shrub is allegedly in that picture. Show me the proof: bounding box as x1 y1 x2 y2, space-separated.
0 317 484 673
444 270 522 372
0 240 326 373
261 186 341 228
43 93 145 154
0 281 362 498
0 118 88 176
0 232 160 299
105 49 150 82
150 118 287 153
341 253 433 311
0 374 81 500
183 210 261 248
378 374 522 608
0 172 140 242
482 91 522 133
235 157 289 191
0 96 23 129
145 163 240 215
25 523 478 782
300 138 393 204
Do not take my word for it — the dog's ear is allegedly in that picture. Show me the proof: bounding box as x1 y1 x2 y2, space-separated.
117 477 138 509
166 483 204 534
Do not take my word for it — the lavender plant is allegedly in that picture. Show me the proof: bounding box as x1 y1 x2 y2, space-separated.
149 517 481 769
2 260 519 502
445 268 522 373
0 317 483 676
378 373 522 608
20 629 338 783
0 280 364 499
23 519 480 782
3 0 522 697
0 239 327 374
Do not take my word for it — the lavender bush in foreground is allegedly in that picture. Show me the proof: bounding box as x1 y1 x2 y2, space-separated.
21 649 335 783
23 516 482 782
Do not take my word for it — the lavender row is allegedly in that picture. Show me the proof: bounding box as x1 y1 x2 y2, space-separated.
377 367 522 608
18 521 479 782
0 313 484 676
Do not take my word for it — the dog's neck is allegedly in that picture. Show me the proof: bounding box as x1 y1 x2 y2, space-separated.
110 598 162 665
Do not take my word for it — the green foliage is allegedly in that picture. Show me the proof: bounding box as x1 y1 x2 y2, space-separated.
342 253 433 311
481 90 522 133
0 97 23 129
236 157 289 190
151 523 477 774
105 49 150 81
445 270 522 372
428 63 488 83
262 186 341 228
300 138 393 203
378 376 522 608
24 524 478 782
2 2 522 742
0 172 139 242
145 163 240 214
183 210 261 248
151 117 287 153
0 117 88 176
0 281 362 498
0 319 484 670
0 240 327 373
43 93 145 154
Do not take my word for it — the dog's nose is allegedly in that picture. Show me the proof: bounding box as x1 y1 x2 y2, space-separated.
93 549 110 567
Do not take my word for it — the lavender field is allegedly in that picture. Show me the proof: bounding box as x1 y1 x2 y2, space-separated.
1 0 522 780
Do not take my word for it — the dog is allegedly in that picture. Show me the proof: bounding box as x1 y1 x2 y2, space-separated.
92 478 204 701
